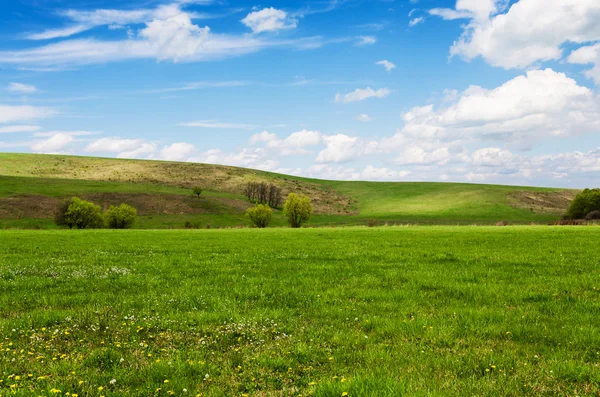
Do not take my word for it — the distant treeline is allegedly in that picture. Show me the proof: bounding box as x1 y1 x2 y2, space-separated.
244 182 282 208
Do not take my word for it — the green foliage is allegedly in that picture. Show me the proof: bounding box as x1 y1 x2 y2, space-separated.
104 203 138 229
54 198 75 228
245 204 273 228
192 186 203 198
283 193 313 228
1 227 600 395
56 197 103 229
567 188 600 219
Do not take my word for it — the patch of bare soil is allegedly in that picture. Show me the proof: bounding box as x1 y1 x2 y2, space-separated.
507 190 578 214
0 195 60 218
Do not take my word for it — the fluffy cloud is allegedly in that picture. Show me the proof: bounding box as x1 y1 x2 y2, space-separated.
241 8 298 34
0 105 55 123
567 43 600 84
191 148 279 171
316 134 378 163
376 60 396 72
250 130 322 155
85 137 148 153
335 87 390 103
304 164 410 181
389 69 600 148
156 142 197 161
431 0 600 69
30 133 74 153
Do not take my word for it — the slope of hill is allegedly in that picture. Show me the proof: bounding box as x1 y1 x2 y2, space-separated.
0 153 576 229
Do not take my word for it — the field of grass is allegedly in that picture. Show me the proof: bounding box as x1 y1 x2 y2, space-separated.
1 227 599 396
0 153 577 228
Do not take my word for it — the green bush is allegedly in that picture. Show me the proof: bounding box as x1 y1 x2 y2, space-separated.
57 197 103 229
192 187 203 198
283 193 313 228
567 189 600 219
104 204 138 229
246 204 273 228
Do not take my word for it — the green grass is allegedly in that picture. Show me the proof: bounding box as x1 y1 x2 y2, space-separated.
0 153 577 228
1 227 599 396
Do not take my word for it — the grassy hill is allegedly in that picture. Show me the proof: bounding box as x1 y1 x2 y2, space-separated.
0 153 576 229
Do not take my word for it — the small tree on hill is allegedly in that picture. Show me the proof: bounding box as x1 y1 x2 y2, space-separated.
60 197 104 229
246 204 272 228
283 193 313 228
192 187 203 198
105 204 138 229
567 188 600 219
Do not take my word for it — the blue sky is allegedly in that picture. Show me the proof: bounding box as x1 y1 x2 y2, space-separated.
1 0 599 187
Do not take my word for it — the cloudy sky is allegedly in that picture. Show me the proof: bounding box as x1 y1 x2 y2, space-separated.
1 0 599 187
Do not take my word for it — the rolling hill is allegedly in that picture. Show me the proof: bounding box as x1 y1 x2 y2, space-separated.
0 153 577 229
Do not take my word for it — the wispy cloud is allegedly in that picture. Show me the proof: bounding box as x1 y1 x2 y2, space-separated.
144 81 248 93
178 120 258 130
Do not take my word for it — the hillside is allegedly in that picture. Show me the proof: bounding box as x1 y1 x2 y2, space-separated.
0 153 577 229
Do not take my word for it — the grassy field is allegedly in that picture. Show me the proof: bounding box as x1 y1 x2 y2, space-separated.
1 227 599 396
0 153 577 228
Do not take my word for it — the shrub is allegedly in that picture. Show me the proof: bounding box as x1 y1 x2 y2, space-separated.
60 197 103 229
567 188 600 219
104 204 138 229
585 210 600 220
192 187 203 198
246 204 273 228
367 219 378 227
55 198 76 229
283 193 313 228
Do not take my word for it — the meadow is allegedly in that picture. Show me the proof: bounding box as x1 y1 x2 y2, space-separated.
0 154 577 229
1 227 599 396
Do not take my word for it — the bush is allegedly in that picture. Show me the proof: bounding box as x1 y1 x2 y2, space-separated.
567 188 600 219
246 204 273 228
55 198 75 229
283 193 313 228
192 187 203 198
104 204 138 229
585 210 600 220
57 197 103 229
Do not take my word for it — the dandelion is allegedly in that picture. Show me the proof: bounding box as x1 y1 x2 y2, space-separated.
98 386 104 391
50 389 61 394
342 393 349 397
110 379 116 385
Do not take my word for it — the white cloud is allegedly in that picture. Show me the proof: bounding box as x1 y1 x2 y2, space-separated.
388 69 600 148
0 105 55 123
0 8 315 66
409 17 424 27
250 129 322 155
117 143 157 159
356 114 374 122
27 25 91 41
191 148 279 171
0 125 41 133
428 8 473 20
356 36 376 46
34 130 97 137
316 134 378 163
241 7 297 34
304 164 410 181
158 142 197 161
85 137 148 153
179 120 257 129
432 0 600 69
376 60 396 72
30 133 74 153
335 87 391 103
7 82 38 94
567 43 600 84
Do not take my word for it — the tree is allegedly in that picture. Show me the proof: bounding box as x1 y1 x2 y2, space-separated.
105 204 138 229
192 186 203 198
283 193 313 228
246 204 273 228
567 188 600 219
244 182 282 208
60 197 104 229
55 198 76 229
